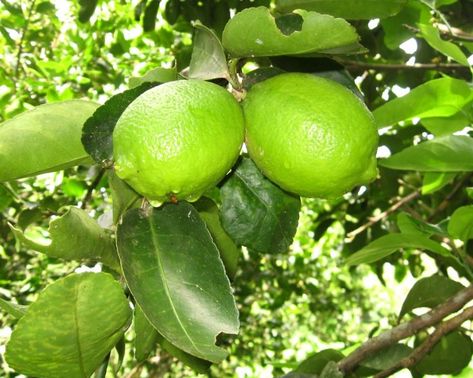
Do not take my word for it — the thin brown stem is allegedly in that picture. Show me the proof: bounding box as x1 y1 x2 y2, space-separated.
337 284 473 374
337 59 470 73
80 169 105 209
374 306 473 378
346 190 420 240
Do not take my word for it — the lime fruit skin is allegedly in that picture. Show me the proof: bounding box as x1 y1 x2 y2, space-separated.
243 73 379 198
113 80 245 203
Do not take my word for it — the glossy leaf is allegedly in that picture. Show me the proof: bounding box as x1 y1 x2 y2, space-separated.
0 298 27 319
189 22 229 81
276 0 407 19
295 349 344 374
10 207 119 270
422 172 456 194
373 78 473 128
399 275 464 318
346 233 449 265
134 305 159 362
379 135 473 172
108 170 140 224
222 7 365 58
448 205 473 241
0 100 98 182
415 332 473 375
361 344 412 370
116 203 239 363
220 157 301 253
422 109 472 136
128 67 177 89
5 273 132 378
419 24 470 66
194 197 240 279
81 82 158 164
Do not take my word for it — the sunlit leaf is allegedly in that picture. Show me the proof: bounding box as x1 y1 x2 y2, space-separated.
346 233 449 265
379 136 473 172
276 0 407 19
373 78 473 128
5 273 132 378
448 205 473 241
0 100 98 182
222 7 365 58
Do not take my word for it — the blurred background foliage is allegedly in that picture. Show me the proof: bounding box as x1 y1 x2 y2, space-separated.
1 0 473 377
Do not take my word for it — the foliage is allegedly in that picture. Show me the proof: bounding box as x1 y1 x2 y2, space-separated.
1 0 473 377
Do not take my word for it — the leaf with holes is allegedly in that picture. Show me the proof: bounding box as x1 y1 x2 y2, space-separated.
5 273 131 378
222 7 365 58
116 202 239 363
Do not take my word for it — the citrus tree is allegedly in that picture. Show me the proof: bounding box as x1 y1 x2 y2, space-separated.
1 0 473 377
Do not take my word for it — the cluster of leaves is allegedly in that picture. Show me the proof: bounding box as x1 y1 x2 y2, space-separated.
1 0 473 377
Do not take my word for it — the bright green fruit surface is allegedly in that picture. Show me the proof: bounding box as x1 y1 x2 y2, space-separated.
243 73 378 198
113 80 245 203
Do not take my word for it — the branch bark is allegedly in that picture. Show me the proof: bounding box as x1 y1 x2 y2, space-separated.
337 283 473 374
374 306 473 378
337 59 470 73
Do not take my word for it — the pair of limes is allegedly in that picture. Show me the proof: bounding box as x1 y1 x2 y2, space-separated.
113 73 378 203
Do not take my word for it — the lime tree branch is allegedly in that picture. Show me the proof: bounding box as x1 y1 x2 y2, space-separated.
337 283 473 375
337 59 470 73
14 0 37 80
374 306 473 378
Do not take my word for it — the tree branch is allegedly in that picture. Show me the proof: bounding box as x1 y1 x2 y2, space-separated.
374 306 473 378
80 168 105 209
14 0 36 80
337 59 470 73
346 190 420 240
337 283 473 374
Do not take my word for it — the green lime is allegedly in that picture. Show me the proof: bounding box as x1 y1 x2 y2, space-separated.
113 80 245 203
243 73 378 198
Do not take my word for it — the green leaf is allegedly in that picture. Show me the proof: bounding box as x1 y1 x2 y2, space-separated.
396 212 446 237
220 157 301 253
0 183 13 212
373 77 473 128
10 207 119 270
422 108 473 136
156 333 211 373
448 205 473 241
129 67 177 89
81 82 158 164
361 344 412 370
379 135 473 172
415 332 473 375
78 0 98 23
116 203 239 363
108 170 140 225
276 0 407 19
222 7 365 58
5 272 132 378
134 305 159 362
194 197 240 279
399 275 464 318
346 233 450 265
422 172 456 194
143 0 160 32
419 24 470 66
320 361 343 378
189 22 229 81
0 100 98 182
295 349 344 374
0 298 27 319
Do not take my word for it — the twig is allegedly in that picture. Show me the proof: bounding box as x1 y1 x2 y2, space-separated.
428 173 473 222
374 306 473 378
337 59 470 73
404 23 473 42
337 283 473 374
80 168 105 209
14 0 36 80
346 190 420 240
